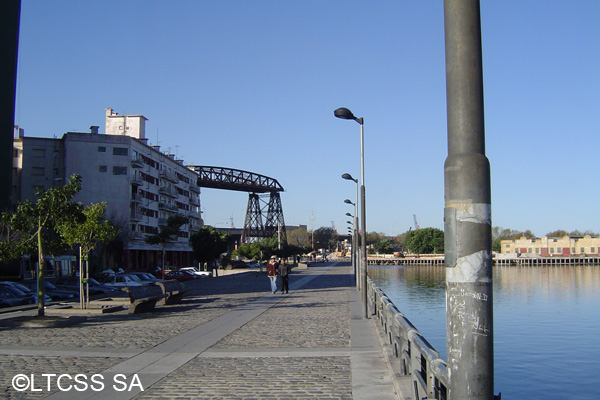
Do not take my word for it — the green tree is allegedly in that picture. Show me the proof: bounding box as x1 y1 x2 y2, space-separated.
366 232 386 246
145 214 188 277
313 227 337 251
233 241 262 261
56 202 119 308
5 174 84 316
233 236 288 262
546 229 568 238
189 226 231 271
393 230 411 251
287 227 310 248
373 238 394 254
405 227 444 254
492 227 535 252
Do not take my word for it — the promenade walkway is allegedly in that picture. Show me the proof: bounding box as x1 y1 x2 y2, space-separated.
0 262 409 400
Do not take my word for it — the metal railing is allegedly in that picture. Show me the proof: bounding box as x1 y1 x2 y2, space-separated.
367 278 449 400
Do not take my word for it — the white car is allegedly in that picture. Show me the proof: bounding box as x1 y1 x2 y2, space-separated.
180 267 211 278
100 274 145 287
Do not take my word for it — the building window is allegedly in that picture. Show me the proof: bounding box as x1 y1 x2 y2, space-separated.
31 167 45 176
13 149 18 157
528 248 532 253
581 247 585 253
557 248 562 253
113 147 128 156
535 248 540 254
592 247 596 253
99 165 107 173
112 166 127 175
32 148 46 157
98 146 106 152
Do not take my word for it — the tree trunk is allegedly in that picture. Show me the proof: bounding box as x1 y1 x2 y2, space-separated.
37 223 45 317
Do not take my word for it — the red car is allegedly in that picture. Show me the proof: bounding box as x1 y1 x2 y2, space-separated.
164 269 197 282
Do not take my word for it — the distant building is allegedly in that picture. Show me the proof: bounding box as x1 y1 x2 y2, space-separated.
500 235 600 256
12 108 203 271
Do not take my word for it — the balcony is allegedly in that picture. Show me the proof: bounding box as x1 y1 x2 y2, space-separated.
131 192 143 203
189 223 201 231
158 186 178 198
189 183 200 193
130 210 142 221
158 218 168 226
187 210 202 220
131 155 144 168
130 173 143 186
189 196 200 206
159 170 178 183
130 231 144 240
158 202 179 213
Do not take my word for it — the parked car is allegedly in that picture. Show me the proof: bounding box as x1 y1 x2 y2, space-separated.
19 280 76 301
0 281 52 304
99 274 145 287
127 272 163 283
0 286 35 307
52 276 118 295
230 260 249 269
164 269 198 282
180 267 210 278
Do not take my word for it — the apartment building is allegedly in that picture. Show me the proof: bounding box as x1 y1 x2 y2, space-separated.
500 235 600 256
12 109 203 271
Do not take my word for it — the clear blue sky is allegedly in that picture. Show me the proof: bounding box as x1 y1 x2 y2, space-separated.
15 1 600 237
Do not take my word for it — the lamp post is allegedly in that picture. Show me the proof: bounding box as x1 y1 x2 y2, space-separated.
336 108 368 318
344 199 358 288
343 172 359 288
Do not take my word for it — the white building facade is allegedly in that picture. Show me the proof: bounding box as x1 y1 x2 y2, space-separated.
12 109 203 271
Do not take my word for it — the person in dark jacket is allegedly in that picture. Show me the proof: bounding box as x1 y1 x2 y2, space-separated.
266 256 279 294
278 257 291 294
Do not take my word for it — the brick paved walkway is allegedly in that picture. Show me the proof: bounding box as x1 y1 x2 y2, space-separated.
0 263 404 400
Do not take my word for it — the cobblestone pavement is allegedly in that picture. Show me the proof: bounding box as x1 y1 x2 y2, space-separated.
135 357 352 400
0 263 400 400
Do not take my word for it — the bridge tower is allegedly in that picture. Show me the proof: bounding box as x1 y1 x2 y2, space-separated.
264 191 286 242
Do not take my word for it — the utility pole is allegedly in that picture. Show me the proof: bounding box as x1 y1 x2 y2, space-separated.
443 1 494 399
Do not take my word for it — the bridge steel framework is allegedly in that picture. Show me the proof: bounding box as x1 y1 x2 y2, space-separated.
192 166 286 244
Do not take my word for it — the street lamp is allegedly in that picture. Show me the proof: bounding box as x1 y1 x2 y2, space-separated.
343 174 360 288
344 198 358 288
336 108 368 318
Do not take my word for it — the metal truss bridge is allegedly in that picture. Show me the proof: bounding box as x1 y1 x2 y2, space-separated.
191 166 286 244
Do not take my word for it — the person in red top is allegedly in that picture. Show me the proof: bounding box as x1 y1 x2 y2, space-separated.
266 255 279 294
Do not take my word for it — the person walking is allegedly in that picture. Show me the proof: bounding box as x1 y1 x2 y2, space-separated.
279 257 290 294
266 256 279 294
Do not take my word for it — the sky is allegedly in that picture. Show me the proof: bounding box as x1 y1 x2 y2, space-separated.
14 1 600 238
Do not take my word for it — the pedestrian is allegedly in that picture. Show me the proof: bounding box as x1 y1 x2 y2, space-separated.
279 257 290 294
266 255 279 294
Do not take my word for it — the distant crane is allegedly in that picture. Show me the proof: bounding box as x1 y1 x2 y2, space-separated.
413 214 421 230
331 221 337 233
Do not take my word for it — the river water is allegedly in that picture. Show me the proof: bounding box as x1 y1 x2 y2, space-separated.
368 265 600 400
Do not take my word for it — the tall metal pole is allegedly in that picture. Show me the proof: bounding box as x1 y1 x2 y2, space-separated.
354 183 359 289
359 120 368 319
335 108 368 319
443 1 494 399
0 0 20 212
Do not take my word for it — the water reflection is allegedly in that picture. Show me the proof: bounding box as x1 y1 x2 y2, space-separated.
368 265 600 400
